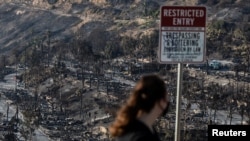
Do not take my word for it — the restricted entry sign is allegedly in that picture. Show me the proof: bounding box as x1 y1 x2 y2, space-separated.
159 6 207 63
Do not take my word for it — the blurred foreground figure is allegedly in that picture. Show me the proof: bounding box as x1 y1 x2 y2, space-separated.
109 74 169 141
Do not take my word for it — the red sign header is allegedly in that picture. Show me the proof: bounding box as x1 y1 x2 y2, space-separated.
161 6 206 27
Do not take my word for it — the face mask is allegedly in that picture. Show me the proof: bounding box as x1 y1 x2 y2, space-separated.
161 102 170 117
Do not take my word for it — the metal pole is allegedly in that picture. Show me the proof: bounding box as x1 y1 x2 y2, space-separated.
175 63 183 141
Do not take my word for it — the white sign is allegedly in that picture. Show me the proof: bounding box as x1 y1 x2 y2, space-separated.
159 6 207 64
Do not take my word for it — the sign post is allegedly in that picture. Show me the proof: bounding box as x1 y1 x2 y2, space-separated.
159 6 207 141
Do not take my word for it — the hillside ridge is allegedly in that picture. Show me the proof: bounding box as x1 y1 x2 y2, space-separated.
0 0 249 58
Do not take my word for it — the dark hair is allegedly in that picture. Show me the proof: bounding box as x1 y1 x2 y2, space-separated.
109 74 167 137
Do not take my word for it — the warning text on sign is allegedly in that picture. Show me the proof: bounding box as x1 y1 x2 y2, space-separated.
161 31 204 62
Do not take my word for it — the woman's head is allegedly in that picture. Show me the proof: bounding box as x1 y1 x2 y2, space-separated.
128 74 167 113
109 74 168 137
